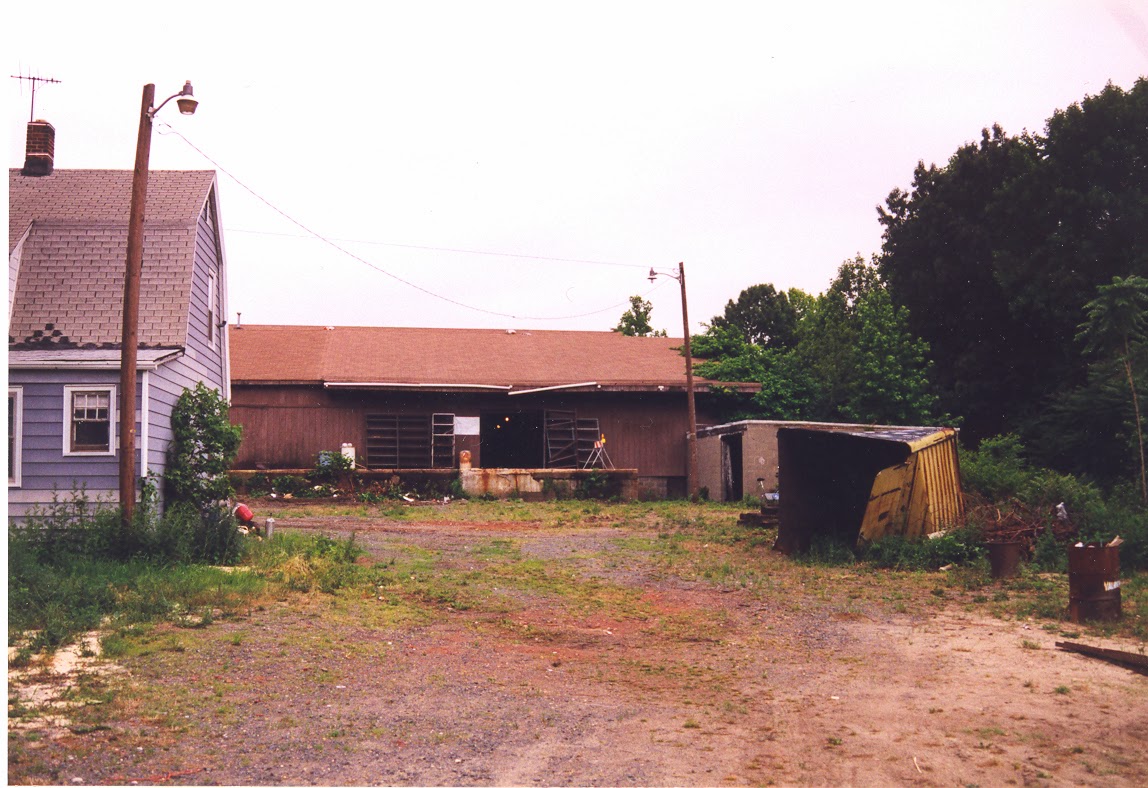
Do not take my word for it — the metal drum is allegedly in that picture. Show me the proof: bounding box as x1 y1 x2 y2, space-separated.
987 541 1024 579
1068 545 1121 623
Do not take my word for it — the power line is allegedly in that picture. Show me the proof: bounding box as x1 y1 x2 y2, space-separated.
160 124 659 321
226 228 650 269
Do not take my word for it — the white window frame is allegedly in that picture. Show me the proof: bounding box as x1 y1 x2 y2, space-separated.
9 387 23 487
63 385 117 457
207 272 217 347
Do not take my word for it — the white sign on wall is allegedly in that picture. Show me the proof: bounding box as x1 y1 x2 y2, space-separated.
455 416 480 436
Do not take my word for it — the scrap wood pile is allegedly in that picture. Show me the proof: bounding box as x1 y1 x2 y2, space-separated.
972 500 1076 552
739 497 780 529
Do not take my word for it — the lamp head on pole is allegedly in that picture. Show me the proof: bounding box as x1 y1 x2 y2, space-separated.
648 267 657 283
176 81 198 115
149 81 199 119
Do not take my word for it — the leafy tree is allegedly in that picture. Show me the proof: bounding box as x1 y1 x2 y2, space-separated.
877 124 1037 441
841 287 937 424
166 382 244 511
877 78 1148 460
694 258 938 425
1077 276 1148 502
710 283 800 349
614 295 667 337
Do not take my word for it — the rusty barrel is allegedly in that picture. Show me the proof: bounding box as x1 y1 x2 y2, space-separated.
1067 544 1121 623
987 541 1024 579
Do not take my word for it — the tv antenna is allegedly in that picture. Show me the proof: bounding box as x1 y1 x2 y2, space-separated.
11 72 61 122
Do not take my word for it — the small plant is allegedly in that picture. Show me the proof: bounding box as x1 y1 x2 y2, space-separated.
1055 685 1071 695
578 470 615 500
1021 639 1041 650
860 528 984 570
311 451 355 485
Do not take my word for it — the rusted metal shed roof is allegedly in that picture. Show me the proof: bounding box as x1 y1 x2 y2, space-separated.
8 168 217 348
230 324 758 393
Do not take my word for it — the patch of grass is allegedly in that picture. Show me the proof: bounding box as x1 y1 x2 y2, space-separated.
9 524 369 657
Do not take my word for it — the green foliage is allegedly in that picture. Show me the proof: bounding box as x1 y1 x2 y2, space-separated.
165 382 243 510
709 283 800 349
693 256 939 425
840 287 937 424
311 450 355 484
1076 275 1148 502
960 434 1032 501
244 532 368 594
614 295 667 337
15 489 245 568
961 434 1148 570
879 78 1148 472
272 475 309 496
577 470 618 500
860 528 984 571
796 535 857 567
10 507 366 655
693 323 771 381
1032 529 1067 572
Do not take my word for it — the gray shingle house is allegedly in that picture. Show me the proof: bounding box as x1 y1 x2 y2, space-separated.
8 121 230 519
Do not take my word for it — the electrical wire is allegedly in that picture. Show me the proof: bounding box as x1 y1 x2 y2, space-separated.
159 124 663 321
225 229 650 270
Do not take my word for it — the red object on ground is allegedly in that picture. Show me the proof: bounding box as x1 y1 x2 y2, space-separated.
234 503 254 524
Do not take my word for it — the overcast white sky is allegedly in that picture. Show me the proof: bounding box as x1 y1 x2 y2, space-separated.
7 2 1147 336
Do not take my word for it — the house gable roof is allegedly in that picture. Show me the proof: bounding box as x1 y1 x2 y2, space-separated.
230 324 757 392
8 168 217 349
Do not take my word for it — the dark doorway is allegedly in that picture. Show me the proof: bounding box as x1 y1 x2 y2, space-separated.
480 410 544 467
721 433 743 502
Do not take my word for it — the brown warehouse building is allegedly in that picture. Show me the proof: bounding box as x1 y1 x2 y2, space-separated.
227 324 757 499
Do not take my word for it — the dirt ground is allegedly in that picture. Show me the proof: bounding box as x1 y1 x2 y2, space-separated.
9 512 1148 786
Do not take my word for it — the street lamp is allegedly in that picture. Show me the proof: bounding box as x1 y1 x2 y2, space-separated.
649 262 699 500
119 81 198 528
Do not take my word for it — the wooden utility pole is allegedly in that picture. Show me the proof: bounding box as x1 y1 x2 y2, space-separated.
119 83 155 528
678 262 699 500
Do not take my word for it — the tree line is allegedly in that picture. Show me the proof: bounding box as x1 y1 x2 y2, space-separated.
616 78 1148 495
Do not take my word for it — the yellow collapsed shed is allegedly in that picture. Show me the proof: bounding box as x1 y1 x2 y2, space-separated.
773 426 964 554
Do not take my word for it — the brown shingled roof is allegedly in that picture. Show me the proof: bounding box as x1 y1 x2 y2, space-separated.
230 325 757 392
8 169 216 348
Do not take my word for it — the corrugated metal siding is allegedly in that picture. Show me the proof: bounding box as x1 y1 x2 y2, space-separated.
918 434 965 528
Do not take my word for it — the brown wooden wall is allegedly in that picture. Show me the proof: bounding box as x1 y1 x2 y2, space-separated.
230 385 726 480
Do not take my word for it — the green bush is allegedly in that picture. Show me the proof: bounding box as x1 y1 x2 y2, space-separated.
962 434 1148 571
1032 529 1067 572
961 434 1033 501
310 450 355 484
165 383 243 510
272 475 309 496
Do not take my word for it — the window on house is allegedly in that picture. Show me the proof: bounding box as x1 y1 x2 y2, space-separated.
64 386 115 455
8 388 22 486
207 273 217 346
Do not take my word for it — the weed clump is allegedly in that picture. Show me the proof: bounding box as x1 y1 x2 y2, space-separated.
860 529 984 571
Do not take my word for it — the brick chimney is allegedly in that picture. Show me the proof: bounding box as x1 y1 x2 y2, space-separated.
22 120 55 176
